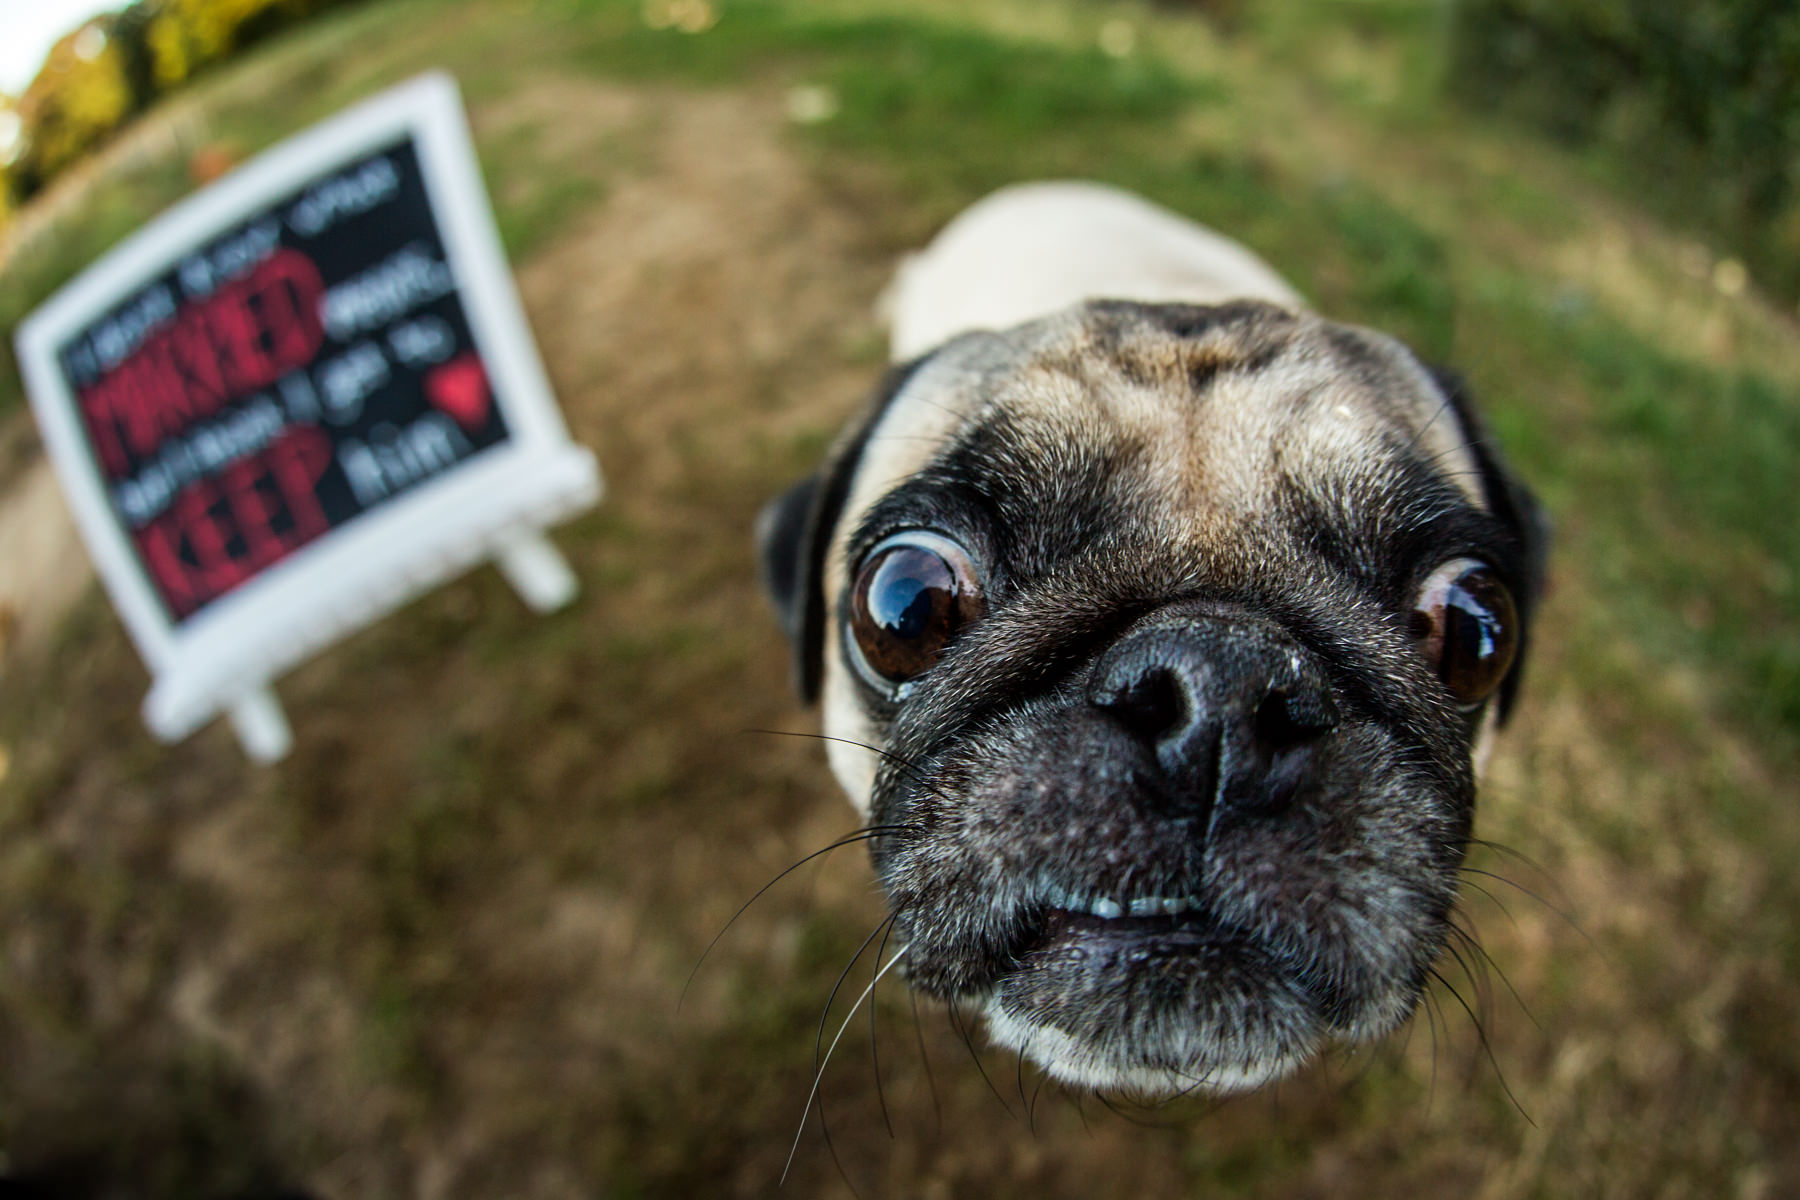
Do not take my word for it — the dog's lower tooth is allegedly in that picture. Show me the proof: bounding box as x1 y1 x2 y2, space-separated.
1128 897 1159 917
1091 897 1123 919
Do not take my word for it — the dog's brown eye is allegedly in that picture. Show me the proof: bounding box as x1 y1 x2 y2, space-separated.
848 533 984 689
1410 559 1518 708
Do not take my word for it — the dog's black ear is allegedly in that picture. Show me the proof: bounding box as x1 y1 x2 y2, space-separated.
1425 365 1550 722
756 354 936 703
755 474 819 650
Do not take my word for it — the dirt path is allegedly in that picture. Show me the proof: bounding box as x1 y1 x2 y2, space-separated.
0 455 93 664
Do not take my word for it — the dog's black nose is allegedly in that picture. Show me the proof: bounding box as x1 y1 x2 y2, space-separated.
1089 616 1337 823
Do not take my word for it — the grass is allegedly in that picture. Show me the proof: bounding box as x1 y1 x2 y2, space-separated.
1 0 1797 1195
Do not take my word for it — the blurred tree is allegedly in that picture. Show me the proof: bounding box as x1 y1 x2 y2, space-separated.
146 0 311 90
112 2 163 116
1452 0 1800 303
1 0 363 206
10 22 136 196
0 94 17 234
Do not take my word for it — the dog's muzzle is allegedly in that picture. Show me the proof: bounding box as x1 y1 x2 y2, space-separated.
875 601 1465 1094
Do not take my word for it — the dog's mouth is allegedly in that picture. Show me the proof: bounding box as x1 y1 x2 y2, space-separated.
1037 882 1205 921
961 874 1341 1095
1014 889 1290 997
910 883 1396 1096
873 714 1468 1097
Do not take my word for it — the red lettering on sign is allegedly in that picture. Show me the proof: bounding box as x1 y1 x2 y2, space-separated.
79 249 327 473
246 249 327 374
178 476 247 598
266 425 331 544
78 383 131 475
133 520 203 618
204 285 261 407
221 456 283 571
130 423 335 620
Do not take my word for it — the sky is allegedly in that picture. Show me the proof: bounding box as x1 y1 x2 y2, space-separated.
0 0 123 96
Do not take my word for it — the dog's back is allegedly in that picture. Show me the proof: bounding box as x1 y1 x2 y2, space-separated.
885 181 1305 361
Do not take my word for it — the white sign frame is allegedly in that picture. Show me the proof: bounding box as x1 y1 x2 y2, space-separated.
15 72 601 760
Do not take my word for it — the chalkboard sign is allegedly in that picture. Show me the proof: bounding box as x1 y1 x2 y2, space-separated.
16 74 601 760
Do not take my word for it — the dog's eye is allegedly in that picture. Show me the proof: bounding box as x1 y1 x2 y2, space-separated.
848 532 984 689
1410 558 1518 708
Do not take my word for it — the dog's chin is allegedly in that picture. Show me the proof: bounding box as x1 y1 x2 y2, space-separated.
978 909 1330 1096
901 893 1428 1099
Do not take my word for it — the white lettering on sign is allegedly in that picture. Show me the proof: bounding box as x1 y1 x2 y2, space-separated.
287 154 400 237
177 218 283 300
318 243 455 342
386 315 455 368
111 395 289 527
337 412 473 506
76 284 180 382
277 371 322 423
313 340 390 423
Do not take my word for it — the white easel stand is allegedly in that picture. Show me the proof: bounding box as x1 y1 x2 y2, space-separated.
494 529 579 612
229 688 294 763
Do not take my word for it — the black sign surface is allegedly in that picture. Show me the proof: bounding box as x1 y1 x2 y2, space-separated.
54 138 509 623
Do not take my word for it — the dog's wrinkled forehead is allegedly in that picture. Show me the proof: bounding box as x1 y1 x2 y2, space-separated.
829 300 1484 603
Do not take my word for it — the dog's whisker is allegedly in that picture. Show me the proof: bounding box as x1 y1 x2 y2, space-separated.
898 387 979 427
1092 1087 1184 1130
1028 1060 1051 1129
947 997 1016 1120
783 942 910 1187
1427 965 1536 1127
1403 391 1457 457
751 727 964 809
814 1107 860 1200
1448 916 1539 1029
745 727 932 783
1465 836 1556 881
1067 1083 1093 1134
678 824 913 1013
1439 937 1496 1040
815 914 899 1084
1456 875 1522 928
1465 836 1588 934
1458 866 1595 948
1423 983 1444 1116
807 913 895 1199
1408 389 1469 461
1165 1067 1232 1114
869 916 898 1140
907 975 942 1127
1016 1038 1034 1136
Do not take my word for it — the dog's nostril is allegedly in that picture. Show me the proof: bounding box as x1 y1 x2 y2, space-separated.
1102 667 1187 744
1253 688 1337 750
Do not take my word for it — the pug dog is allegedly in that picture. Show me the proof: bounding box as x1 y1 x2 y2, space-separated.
757 182 1545 1096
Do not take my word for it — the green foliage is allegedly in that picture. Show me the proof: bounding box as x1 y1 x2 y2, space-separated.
1496 286 1800 737
1 0 371 208
7 29 137 196
1450 0 1800 302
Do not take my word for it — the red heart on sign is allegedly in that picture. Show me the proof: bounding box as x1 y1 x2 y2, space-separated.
426 354 491 432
